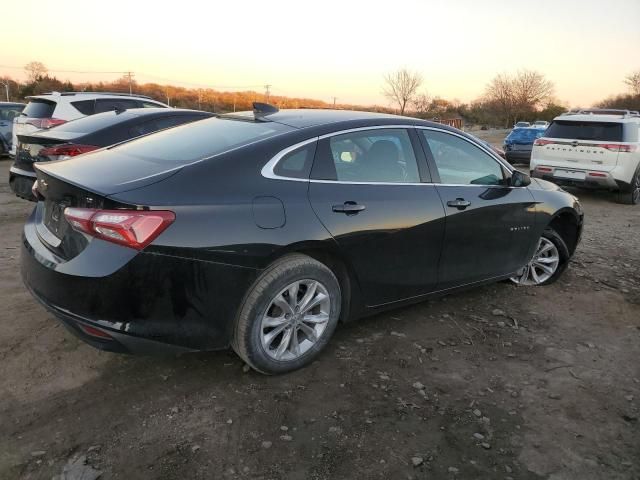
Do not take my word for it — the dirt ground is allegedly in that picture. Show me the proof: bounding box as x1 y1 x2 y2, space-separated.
1 148 639 479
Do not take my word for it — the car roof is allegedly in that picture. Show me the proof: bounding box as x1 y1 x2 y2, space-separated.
227 109 418 129
553 113 639 123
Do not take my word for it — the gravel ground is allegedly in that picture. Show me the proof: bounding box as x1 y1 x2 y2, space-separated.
0 155 638 480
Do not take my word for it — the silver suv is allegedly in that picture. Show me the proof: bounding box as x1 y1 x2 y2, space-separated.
11 91 168 156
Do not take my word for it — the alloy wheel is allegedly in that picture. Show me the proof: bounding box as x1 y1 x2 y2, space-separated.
510 237 560 286
260 279 331 361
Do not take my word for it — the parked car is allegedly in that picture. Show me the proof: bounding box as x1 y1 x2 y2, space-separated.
470 134 506 159
22 106 583 374
531 109 640 204
532 120 549 130
503 127 545 164
0 102 25 154
10 91 168 156
514 121 531 128
10 108 213 200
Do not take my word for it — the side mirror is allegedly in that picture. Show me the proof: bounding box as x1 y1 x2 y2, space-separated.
510 170 531 187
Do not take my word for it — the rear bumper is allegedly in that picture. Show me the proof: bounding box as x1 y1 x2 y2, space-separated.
21 207 258 354
504 150 532 162
9 167 37 201
531 167 620 190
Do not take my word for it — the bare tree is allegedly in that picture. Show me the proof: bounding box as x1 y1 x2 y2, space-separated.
24 61 48 83
511 69 554 111
624 71 640 96
383 69 423 115
412 92 431 116
485 73 515 127
485 70 554 127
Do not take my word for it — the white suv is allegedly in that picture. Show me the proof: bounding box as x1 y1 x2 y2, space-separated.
10 91 169 156
530 109 640 204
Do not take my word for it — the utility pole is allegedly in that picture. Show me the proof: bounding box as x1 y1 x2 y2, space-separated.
332 96 337 107
1 82 9 101
197 89 203 110
125 71 135 94
264 84 271 102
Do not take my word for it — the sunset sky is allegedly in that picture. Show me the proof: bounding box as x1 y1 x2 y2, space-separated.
2 0 639 107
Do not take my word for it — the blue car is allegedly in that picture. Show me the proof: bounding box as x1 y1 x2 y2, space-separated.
503 128 545 164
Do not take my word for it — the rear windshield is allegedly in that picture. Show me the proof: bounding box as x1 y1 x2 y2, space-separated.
23 99 56 118
507 128 544 142
545 120 623 142
109 117 295 164
51 111 134 135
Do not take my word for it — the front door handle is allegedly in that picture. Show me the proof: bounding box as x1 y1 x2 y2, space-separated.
447 198 471 210
332 201 366 215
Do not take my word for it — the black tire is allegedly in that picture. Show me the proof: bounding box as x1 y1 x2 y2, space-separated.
231 253 341 375
536 228 570 285
615 168 640 205
510 227 570 286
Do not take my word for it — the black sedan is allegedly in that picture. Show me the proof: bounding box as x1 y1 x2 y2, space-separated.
22 106 583 374
9 108 213 200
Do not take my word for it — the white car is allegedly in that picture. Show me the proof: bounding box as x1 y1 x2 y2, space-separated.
532 120 549 130
10 91 168 156
530 109 640 204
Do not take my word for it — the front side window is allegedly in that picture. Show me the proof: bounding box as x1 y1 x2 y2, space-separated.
421 130 505 186
316 129 420 183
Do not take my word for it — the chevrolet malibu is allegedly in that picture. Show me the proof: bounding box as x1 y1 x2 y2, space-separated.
22 106 583 374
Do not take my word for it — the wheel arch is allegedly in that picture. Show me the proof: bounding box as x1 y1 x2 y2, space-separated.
547 208 582 255
264 241 363 323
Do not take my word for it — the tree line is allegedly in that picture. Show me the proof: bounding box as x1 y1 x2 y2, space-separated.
3 62 639 128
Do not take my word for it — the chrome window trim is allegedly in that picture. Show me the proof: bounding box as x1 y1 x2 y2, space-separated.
260 137 319 182
414 125 515 173
261 124 521 187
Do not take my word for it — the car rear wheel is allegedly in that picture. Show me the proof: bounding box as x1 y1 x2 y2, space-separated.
615 168 640 205
232 254 341 375
510 228 569 286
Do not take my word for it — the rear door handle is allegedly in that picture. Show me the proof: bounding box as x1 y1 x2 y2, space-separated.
447 198 471 210
332 201 366 215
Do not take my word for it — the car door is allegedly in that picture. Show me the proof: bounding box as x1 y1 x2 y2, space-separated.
308 127 446 307
418 127 537 289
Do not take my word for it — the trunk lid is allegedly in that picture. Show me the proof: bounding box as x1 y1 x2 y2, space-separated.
35 148 183 196
15 135 68 172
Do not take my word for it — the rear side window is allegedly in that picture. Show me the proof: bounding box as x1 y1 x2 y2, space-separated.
274 143 317 179
71 100 96 115
95 99 140 113
23 100 56 118
545 121 623 142
111 117 294 164
140 101 167 108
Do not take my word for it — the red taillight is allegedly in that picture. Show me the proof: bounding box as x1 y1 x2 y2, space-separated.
536 166 553 172
40 143 99 158
25 118 67 129
588 172 607 177
534 139 554 146
63 208 175 250
599 143 638 153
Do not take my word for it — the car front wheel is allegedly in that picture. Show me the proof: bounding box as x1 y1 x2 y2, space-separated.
232 254 341 374
510 228 569 286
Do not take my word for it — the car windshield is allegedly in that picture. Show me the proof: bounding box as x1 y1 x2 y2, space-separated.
507 128 543 142
109 116 295 164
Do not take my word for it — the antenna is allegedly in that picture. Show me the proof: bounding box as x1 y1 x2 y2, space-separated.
253 102 279 119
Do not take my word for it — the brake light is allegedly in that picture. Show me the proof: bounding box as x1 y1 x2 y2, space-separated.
536 166 553 172
78 324 113 339
25 118 67 129
40 144 99 159
588 172 607 177
63 208 175 250
599 143 638 153
534 139 554 146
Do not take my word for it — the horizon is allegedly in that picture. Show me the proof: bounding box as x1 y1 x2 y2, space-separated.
2 0 639 108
